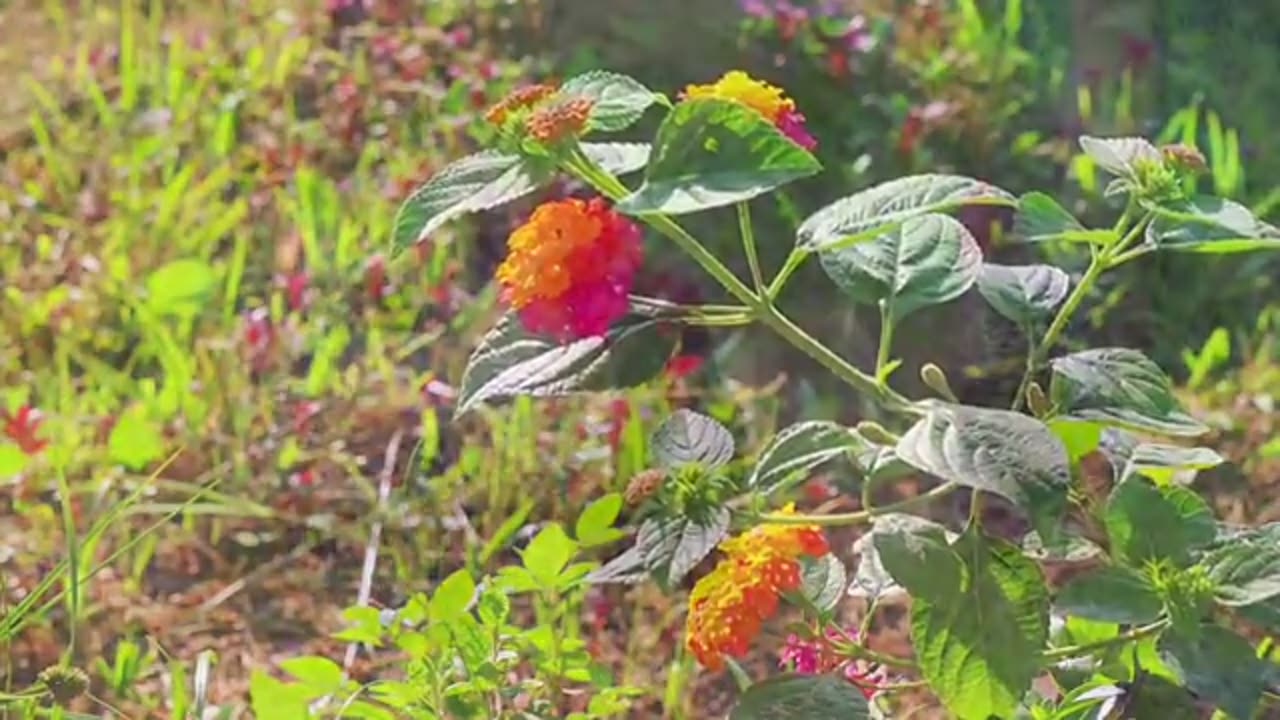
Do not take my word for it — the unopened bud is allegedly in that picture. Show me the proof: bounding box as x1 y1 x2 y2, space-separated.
920 363 959 402
1160 143 1207 174
855 420 898 445
624 468 666 506
1026 382 1051 417
38 665 88 705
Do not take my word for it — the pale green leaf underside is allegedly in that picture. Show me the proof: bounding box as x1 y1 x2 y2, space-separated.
561 70 659 132
651 409 735 469
1145 195 1280 253
976 263 1070 327
748 421 865 494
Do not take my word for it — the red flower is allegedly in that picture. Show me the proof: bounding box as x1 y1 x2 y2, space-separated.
3 405 48 455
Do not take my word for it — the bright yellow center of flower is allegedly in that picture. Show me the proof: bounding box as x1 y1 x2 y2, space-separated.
683 70 796 122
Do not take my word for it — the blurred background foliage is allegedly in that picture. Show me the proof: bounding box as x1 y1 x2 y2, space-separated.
1 0 1278 716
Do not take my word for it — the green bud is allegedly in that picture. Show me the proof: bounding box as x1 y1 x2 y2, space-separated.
920 362 959 402
855 420 898 445
1026 382 1051 417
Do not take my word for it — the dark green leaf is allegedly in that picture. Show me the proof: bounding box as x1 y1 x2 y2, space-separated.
820 214 983 321
1145 195 1280 254
455 308 676 415
880 526 1047 719
748 421 864 494
798 554 847 613
1122 443 1224 486
615 98 820 215
1050 348 1208 437
895 401 1071 541
1012 191 1111 244
581 142 650 176
729 674 870 719
390 152 549 256
1159 625 1271 720
1238 597 1280 632
1055 565 1163 623
561 71 658 132
851 514 953 600
1161 485 1216 549
1203 543 1280 607
1104 478 1206 565
1078 136 1161 179
798 174 1014 252
976 263 1070 328
651 409 735 469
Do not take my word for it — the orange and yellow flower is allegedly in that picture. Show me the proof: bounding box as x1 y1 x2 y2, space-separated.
525 96 594 143
685 507 829 670
484 82 559 125
682 71 817 150
495 197 642 340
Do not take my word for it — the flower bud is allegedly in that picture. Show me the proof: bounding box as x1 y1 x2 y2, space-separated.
624 468 666 506
38 665 88 705
920 362 958 402
1160 143 1207 175
855 420 898 445
1026 382 1051 417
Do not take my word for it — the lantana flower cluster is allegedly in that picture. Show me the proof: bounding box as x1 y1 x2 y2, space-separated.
779 628 885 698
684 506 829 670
683 70 817 150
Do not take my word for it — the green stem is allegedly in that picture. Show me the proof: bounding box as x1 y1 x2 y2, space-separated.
759 481 959 527
767 247 807 299
1041 620 1168 662
737 201 765 295
828 638 917 669
566 151 915 414
875 301 895 383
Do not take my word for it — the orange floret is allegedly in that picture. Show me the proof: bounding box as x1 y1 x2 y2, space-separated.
525 96 594 142
484 83 559 125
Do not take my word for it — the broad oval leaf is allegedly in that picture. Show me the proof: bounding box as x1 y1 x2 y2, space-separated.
1050 348 1208 437
798 173 1014 252
146 259 216 316
895 401 1071 540
1122 443 1224 486
820 213 983 321
748 421 864 494
651 409 735 469
581 141 650 176
561 71 659 133
1104 478 1212 566
730 674 870 720
1159 625 1271 720
391 151 551 255
1145 195 1280 253
1202 543 1280 607
456 309 676 415
1012 191 1112 244
1078 136 1161 179
880 526 1048 720
798 553 847 613
851 514 954 600
1055 565 1163 624
976 263 1070 328
586 510 731 588
614 98 820 215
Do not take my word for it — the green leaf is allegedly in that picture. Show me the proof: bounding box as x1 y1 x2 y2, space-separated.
615 97 820 215
895 401 1071 541
879 526 1047 719
455 308 676 416
575 493 625 547
146 259 216 316
851 514 953 600
1202 543 1280 607
107 406 165 471
477 586 510 627
1238 597 1280 632
0 444 29 477
1078 136 1161 180
588 511 730 588
1121 443 1224 486
390 151 548 256
1050 348 1208 437
1055 565 1163 623
729 674 870 719
651 409 734 469
428 569 475 622
521 524 577 585
798 173 1014 252
561 71 658 132
249 670 312 720
1047 419 1103 464
1145 195 1280 253
798 553 847 613
1159 625 1271 720
748 421 864 495
820 213 983 321
581 142 650 176
1012 191 1111 244
1104 478 1207 565
279 656 343 693
976 263 1070 328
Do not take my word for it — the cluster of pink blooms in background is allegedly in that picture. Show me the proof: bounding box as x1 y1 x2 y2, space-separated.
778 627 885 698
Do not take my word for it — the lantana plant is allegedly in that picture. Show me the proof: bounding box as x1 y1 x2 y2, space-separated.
392 69 1280 718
